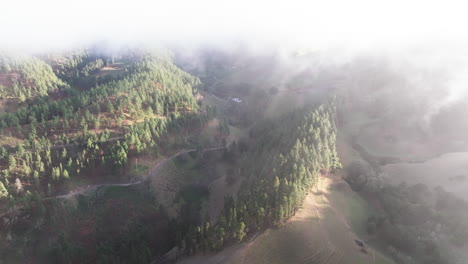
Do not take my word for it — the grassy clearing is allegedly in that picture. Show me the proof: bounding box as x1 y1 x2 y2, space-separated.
200 91 227 115
0 132 24 147
199 89 249 147
0 97 20 114
194 118 220 147
148 150 229 219
322 181 394 264
148 159 181 217
226 124 247 145
96 62 130 77
65 168 123 191
173 155 205 182
238 223 319 264
64 155 153 192
198 91 247 147
128 164 149 177
325 180 394 264
327 184 372 237
207 174 243 222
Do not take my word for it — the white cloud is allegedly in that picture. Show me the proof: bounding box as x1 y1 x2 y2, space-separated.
1 0 468 51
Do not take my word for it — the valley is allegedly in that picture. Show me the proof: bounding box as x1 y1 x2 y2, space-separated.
1 1 468 263
0 46 467 264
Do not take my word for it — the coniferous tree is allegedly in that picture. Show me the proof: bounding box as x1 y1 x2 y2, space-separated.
0 181 8 198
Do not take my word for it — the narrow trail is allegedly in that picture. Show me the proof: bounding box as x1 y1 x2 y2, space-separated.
47 146 225 200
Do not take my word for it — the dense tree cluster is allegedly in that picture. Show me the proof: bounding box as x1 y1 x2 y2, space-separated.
0 54 67 100
178 102 341 253
80 58 104 77
0 48 344 262
43 50 104 79
41 49 136 89
0 49 213 264
0 53 201 202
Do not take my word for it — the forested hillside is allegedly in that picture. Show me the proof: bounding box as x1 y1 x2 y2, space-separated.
177 102 341 253
0 48 212 263
0 47 345 264
0 55 67 101
0 51 200 200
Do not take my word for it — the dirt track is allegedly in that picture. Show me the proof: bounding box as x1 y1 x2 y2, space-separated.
48 147 225 200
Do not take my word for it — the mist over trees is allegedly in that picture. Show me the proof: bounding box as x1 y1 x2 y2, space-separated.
175 102 341 254
1 42 467 264
1 0 468 263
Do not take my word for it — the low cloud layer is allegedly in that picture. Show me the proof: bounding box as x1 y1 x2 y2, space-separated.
2 0 468 125
2 0 468 52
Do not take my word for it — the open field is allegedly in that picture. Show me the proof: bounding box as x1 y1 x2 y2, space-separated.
200 91 227 114
207 174 242 222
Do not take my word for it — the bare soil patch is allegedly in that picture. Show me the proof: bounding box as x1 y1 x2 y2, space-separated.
0 73 19 87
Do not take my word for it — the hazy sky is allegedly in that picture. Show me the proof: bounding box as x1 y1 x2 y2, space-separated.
1 0 467 52
1 0 468 125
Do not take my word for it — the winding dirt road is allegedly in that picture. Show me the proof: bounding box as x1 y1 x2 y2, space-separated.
49 147 225 200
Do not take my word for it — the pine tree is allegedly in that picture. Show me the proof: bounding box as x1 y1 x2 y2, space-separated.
0 181 8 198
273 176 280 191
62 169 70 179
0 146 6 159
33 170 40 183
235 222 246 241
8 156 16 170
